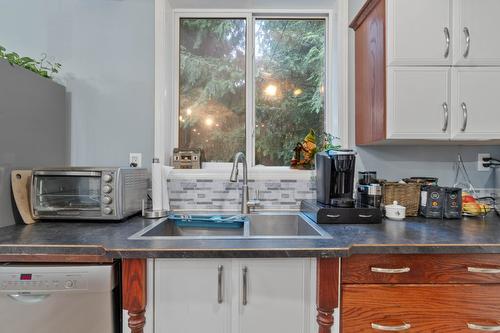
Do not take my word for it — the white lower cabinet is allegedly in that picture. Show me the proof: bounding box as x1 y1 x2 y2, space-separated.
155 258 315 333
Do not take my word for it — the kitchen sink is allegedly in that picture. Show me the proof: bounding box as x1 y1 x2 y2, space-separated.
129 212 331 240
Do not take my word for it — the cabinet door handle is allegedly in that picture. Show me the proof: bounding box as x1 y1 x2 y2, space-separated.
461 102 468 132
468 267 500 274
371 267 411 274
217 265 223 304
242 266 248 306
372 323 411 331
442 102 449 132
464 27 471 58
444 27 450 58
467 323 500 331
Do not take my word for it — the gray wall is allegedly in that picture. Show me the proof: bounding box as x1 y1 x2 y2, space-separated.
0 60 68 227
348 0 500 188
0 0 155 168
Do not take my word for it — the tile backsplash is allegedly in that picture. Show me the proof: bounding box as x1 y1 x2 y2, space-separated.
167 177 316 211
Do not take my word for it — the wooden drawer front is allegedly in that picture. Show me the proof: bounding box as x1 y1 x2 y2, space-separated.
341 284 500 333
342 254 500 284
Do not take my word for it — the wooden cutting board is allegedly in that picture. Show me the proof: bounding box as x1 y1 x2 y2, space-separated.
11 170 36 224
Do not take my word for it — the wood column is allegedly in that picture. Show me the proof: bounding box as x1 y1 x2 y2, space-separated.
122 259 147 333
317 258 340 333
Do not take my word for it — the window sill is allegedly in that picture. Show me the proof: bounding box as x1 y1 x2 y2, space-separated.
168 166 314 181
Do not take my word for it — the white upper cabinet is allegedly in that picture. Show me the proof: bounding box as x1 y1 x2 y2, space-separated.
387 67 451 140
387 0 452 66
451 67 500 140
453 0 500 66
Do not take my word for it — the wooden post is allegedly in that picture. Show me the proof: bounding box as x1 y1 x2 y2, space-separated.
122 259 147 333
317 258 340 333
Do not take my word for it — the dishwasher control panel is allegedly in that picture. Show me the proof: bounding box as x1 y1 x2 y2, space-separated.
0 271 88 292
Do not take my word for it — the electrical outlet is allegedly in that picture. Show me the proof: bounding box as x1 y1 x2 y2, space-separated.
129 153 142 168
478 153 491 172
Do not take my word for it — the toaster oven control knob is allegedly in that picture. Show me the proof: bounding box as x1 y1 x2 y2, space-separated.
103 174 113 183
103 185 113 194
103 207 113 215
102 196 113 204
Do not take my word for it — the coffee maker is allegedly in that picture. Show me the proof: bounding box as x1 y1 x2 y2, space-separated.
316 150 356 207
301 149 382 224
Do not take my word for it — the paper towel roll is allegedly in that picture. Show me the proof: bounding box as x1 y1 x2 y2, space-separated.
152 158 163 211
162 166 174 211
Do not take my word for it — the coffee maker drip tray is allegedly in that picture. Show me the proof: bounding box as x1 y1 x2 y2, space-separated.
300 200 382 225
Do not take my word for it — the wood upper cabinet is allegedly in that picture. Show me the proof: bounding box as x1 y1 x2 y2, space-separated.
387 0 452 66
453 0 500 66
154 258 315 333
351 0 500 145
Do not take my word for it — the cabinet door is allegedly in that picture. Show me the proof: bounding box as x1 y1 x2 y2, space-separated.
155 259 232 333
387 0 452 65
453 0 500 65
452 67 500 140
387 67 451 140
234 259 313 333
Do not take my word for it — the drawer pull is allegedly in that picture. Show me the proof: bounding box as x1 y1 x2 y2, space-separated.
359 214 373 218
371 267 411 274
371 323 411 331
467 323 500 331
468 267 500 274
326 214 341 218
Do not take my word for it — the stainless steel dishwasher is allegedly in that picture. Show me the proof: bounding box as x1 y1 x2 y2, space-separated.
0 264 118 333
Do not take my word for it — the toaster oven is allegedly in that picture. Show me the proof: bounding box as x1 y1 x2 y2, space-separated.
31 167 148 220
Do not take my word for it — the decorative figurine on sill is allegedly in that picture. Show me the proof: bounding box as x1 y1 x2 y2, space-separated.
290 130 341 170
290 129 317 170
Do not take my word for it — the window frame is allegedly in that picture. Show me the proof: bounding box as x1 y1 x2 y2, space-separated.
156 4 349 175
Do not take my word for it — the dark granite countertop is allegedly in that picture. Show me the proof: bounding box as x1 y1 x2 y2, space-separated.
0 214 499 258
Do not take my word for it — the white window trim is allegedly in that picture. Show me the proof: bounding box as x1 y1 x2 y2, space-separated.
154 1 349 179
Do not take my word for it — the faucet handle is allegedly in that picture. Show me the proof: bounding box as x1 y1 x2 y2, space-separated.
247 189 261 208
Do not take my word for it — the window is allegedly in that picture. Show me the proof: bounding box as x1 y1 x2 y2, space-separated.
177 15 327 166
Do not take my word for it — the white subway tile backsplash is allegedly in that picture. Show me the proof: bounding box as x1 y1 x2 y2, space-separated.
167 177 316 211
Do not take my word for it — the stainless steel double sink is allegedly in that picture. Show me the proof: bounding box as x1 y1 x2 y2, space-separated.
129 212 331 240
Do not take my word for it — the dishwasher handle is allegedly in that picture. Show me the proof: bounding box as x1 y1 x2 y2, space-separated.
7 293 51 304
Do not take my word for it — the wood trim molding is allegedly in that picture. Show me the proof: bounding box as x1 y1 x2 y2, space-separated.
123 259 147 333
316 258 340 333
349 0 384 30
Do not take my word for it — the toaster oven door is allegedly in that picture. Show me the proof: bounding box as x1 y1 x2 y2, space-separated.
32 171 102 218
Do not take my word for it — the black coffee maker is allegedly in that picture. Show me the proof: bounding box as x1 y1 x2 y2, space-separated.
316 150 356 207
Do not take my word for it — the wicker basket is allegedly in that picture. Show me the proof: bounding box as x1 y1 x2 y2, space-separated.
382 182 421 217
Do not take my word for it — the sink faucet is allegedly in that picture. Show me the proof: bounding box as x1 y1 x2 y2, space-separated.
230 152 258 214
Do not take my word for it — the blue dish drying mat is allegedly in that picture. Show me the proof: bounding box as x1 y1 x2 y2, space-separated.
168 214 247 229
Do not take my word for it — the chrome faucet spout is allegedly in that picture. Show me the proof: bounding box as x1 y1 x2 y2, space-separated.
229 152 251 214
